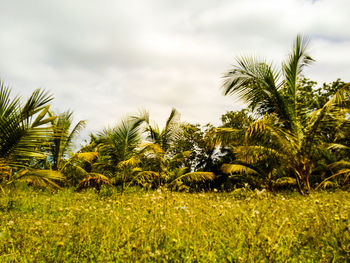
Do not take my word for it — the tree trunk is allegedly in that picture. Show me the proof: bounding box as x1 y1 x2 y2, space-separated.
295 176 305 195
267 173 273 192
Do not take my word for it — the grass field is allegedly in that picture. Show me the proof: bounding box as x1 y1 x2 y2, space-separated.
0 186 349 262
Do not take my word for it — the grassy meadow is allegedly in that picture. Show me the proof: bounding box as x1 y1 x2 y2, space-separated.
0 187 349 262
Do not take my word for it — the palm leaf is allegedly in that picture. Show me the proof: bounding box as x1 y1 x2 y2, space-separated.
14 169 64 189
221 163 260 176
0 82 55 176
282 35 313 114
75 152 99 162
117 157 140 169
170 171 215 184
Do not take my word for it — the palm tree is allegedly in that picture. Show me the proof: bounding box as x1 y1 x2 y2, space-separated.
221 35 349 194
140 108 181 152
0 81 64 188
97 117 144 191
48 110 86 171
134 109 215 189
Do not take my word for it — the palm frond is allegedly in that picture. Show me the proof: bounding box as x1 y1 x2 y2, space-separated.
171 150 191 163
326 160 350 171
98 116 143 166
303 83 350 155
221 163 260 175
65 120 86 153
221 56 292 122
139 143 165 156
316 168 350 190
75 152 99 163
245 115 297 156
328 143 350 151
117 157 140 169
170 171 215 184
86 173 109 180
77 176 111 191
283 35 313 110
14 169 64 189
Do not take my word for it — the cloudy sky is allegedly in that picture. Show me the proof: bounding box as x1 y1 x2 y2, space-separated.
1 0 349 136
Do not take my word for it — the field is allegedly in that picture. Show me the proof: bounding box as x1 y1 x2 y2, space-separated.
0 187 349 262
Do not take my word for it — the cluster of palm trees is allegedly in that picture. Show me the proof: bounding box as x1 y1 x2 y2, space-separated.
0 91 214 192
0 35 349 194
220 35 349 194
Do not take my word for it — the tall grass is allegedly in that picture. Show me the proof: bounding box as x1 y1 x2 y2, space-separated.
0 186 349 262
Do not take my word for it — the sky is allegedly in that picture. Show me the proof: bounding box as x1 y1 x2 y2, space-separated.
0 0 349 138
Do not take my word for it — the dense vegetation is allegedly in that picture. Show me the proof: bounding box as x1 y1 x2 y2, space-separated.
0 35 348 194
0 35 349 261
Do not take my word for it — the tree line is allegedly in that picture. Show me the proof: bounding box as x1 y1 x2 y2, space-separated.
1 35 349 194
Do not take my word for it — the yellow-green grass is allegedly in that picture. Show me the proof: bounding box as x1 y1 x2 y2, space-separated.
0 186 349 262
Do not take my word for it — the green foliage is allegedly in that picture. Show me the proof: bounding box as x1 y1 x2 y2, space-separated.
221 36 350 194
95 117 144 191
1 35 349 194
0 81 64 187
0 81 54 166
48 110 86 171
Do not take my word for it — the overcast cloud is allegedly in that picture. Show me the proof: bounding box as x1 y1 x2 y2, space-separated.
0 0 349 138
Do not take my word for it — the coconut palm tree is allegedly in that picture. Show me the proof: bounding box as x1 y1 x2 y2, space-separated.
134 109 215 189
139 108 181 152
221 35 350 194
48 110 86 171
96 117 144 191
0 81 64 187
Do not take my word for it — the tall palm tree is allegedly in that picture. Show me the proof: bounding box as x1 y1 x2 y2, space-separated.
221 36 349 194
0 81 64 187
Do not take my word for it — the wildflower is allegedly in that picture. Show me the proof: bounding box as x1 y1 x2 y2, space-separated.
7 221 14 225
255 189 266 195
57 241 64 247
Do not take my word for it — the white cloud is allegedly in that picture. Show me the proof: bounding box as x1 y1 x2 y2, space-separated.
0 0 349 139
